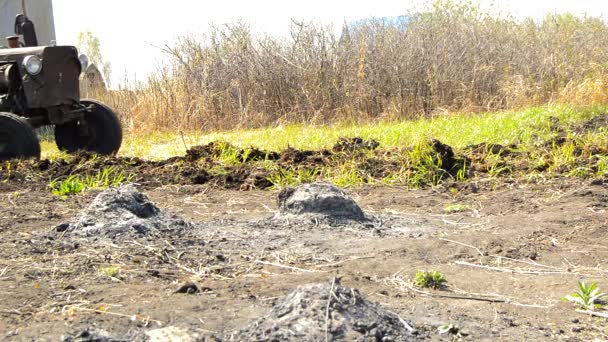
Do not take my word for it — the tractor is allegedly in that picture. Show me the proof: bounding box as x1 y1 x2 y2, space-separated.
0 3 122 161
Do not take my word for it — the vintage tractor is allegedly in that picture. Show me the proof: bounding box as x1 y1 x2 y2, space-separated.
0 10 122 161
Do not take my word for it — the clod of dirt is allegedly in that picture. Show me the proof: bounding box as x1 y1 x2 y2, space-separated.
56 185 191 240
279 147 312 163
61 329 118 342
238 279 418 341
175 282 200 294
430 139 470 176
275 182 366 223
186 142 279 163
467 142 513 157
578 113 608 132
333 137 380 152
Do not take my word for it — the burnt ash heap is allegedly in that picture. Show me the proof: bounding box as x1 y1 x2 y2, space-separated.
274 182 367 224
238 279 419 341
267 182 435 236
56 184 191 240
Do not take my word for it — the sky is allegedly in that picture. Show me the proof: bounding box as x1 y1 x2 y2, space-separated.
51 0 608 87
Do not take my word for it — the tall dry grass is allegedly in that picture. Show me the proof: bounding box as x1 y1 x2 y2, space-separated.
96 0 608 133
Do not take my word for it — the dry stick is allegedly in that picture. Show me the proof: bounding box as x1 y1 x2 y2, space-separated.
179 131 189 152
439 239 564 270
0 310 32 316
455 261 577 275
390 277 549 309
0 266 8 277
576 310 608 319
386 310 415 333
438 238 483 256
314 256 374 269
405 283 509 303
75 307 164 325
492 255 562 270
325 277 337 342
255 260 327 273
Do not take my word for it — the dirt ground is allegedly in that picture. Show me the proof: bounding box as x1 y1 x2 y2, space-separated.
1 175 608 341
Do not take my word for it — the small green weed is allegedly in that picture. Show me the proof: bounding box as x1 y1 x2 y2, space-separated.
267 168 321 189
99 265 120 278
438 323 465 340
50 175 86 196
488 163 512 177
443 203 470 214
328 160 366 188
1 161 12 182
49 166 133 196
455 162 468 182
569 167 590 177
563 281 605 310
414 270 447 289
596 155 608 176
88 166 132 187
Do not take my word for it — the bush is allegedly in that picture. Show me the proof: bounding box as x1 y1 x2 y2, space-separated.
100 0 608 133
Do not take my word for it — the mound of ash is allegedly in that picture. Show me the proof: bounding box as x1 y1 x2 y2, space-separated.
238 279 418 341
56 185 191 240
274 182 367 224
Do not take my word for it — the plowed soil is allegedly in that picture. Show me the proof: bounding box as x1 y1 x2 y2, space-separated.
0 137 471 193
1 173 608 340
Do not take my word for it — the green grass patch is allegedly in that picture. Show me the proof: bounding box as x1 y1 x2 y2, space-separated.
38 104 608 160
49 166 133 196
35 104 608 189
443 204 470 214
414 270 448 289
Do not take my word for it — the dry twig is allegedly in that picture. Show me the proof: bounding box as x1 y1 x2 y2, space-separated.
388 275 549 309
454 261 577 275
576 309 608 319
325 277 337 342
255 260 327 274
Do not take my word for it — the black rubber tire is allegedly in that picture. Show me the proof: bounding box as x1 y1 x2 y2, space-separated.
0 112 40 161
55 99 123 155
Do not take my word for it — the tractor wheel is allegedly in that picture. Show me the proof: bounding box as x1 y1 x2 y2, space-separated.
55 99 122 155
0 112 40 161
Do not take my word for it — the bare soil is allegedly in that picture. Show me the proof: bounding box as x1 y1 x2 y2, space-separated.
1 171 608 341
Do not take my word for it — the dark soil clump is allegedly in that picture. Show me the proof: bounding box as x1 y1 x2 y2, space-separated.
578 113 608 132
238 279 418 341
430 139 469 175
466 142 514 156
333 137 380 152
279 147 315 164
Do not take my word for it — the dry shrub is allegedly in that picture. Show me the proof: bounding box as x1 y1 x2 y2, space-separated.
102 1 608 133
559 76 608 106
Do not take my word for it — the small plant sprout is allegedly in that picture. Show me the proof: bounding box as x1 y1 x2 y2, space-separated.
438 323 464 338
563 281 605 310
443 203 469 214
99 265 121 279
438 323 468 341
414 270 447 289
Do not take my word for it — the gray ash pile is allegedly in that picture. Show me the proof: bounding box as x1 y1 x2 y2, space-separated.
238 279 419 341
55 185 191 240
274 182 368 224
